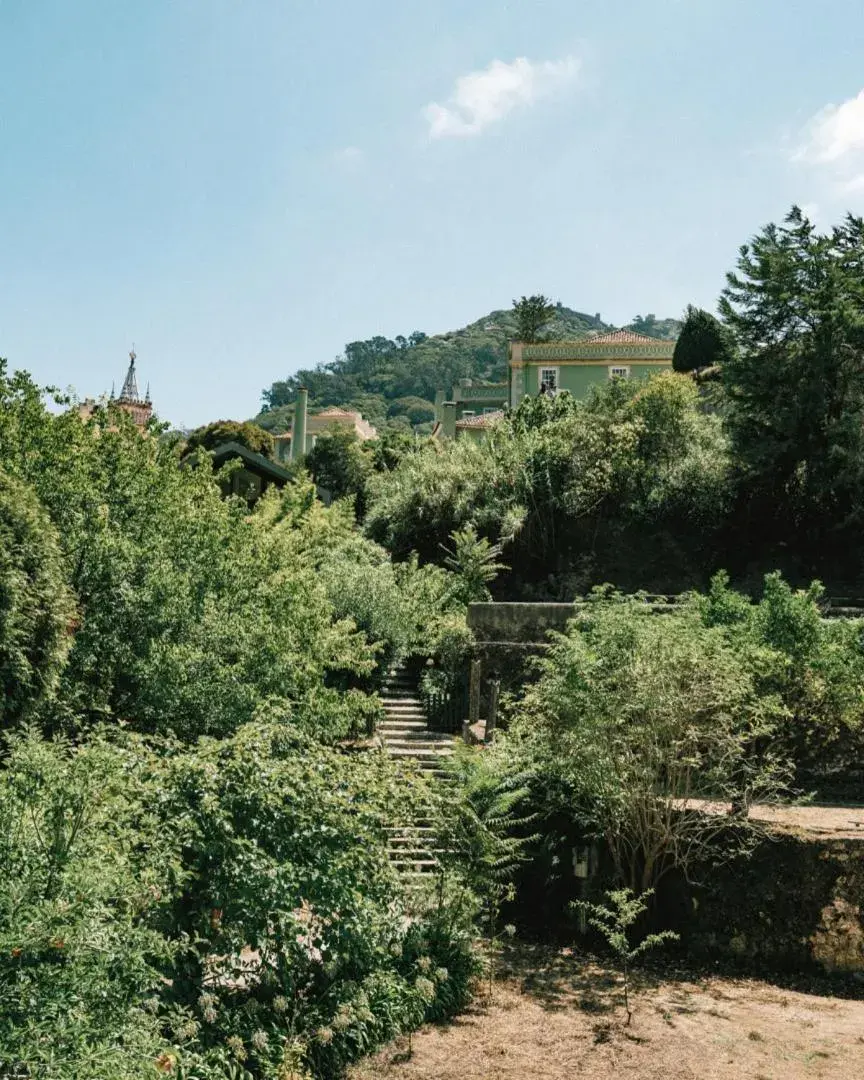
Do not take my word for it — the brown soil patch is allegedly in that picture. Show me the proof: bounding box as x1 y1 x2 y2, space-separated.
350 947 864 1080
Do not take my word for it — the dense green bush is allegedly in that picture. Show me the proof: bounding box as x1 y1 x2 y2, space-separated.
366 372 732 596
0 726 480 1080
305 426 372 515
0 364 376 742
256 484 473 677
184 419 275 458
504 590 788 893
700 571 864 777
0 470 75 727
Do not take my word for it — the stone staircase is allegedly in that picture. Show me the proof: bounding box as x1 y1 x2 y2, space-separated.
378 665 455 880
378 666 455 779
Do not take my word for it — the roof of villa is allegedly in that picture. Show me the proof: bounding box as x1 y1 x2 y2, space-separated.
519 331 676 362
455 410 505 429
585 329 667 345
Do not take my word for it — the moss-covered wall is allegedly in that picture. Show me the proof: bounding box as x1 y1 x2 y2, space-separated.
679 834 864 974
511 825 864 976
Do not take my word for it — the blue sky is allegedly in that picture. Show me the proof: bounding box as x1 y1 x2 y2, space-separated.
2 0 864 428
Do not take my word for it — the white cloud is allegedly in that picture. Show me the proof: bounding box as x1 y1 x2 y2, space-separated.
423 55 579 140
794 88 864 164
789 89 864 212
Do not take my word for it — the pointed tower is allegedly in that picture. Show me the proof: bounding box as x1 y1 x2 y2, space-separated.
114 347 153 428
118 349 141 403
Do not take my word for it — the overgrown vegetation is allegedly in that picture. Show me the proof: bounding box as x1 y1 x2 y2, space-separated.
2 204 864 1075
0 363 480 1078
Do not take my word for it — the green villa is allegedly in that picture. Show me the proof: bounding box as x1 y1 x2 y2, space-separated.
508 329 676 407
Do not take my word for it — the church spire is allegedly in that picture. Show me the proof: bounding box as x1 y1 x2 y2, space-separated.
119 347 140 403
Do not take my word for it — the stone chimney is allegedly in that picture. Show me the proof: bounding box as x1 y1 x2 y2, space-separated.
441 401 457 441
292 388 308 461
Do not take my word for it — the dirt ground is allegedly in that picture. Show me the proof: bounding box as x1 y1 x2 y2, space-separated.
350 946 864 1080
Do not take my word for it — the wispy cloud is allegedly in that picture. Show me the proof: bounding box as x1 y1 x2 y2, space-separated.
423 55 579 140
793 89 864 164
791 89 864 205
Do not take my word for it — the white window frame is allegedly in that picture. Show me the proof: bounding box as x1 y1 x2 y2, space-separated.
609 365 631 379
539 367 559 393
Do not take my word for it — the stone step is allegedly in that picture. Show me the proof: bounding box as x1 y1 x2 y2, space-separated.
380 696 423 706
383 738 453 750
378 723 431 731
390 859 439 871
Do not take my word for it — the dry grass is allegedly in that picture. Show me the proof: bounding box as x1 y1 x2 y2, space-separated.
350 946 864 1080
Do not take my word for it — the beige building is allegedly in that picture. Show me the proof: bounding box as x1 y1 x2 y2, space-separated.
273 405 377 462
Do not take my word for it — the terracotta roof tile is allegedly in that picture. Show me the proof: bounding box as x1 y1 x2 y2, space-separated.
455 410 505 429
586 329 667 345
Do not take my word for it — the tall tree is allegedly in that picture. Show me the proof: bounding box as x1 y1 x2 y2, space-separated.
512 295 556 343
673 305 736 372
719 207 864 564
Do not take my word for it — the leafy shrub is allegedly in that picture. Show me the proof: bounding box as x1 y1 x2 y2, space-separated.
0 470 75 727
185 419 275 457
0 725 482 1080
0 366 375 742
305 426 371 516
701 571 864 777
0 731 180 1079
365 373 731 596
506 591 790 892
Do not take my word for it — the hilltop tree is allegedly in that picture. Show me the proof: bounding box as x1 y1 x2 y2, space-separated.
673 305 736 372
512 295 556 343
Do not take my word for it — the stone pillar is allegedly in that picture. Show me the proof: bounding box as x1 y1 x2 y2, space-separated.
464 659 482 741
485 680 500 743
434 389 446 424
292 387 308 462
441 401 457 441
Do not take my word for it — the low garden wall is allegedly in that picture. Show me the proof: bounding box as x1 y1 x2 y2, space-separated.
511 823 864 977
680 832 864 974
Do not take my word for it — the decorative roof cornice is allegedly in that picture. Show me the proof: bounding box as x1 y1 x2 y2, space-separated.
522 336 675 361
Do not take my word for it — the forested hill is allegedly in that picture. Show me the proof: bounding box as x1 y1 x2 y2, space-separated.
254 305 681 434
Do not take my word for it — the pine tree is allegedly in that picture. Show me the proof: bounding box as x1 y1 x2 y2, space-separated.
718 207 864 562
672 305 736 372
512 295 556 343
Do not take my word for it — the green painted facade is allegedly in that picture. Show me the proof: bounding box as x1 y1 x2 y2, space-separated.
509 333 675 407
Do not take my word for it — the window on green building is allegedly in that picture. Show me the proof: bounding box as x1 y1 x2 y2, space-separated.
539 367 559 392
609 366 630 379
